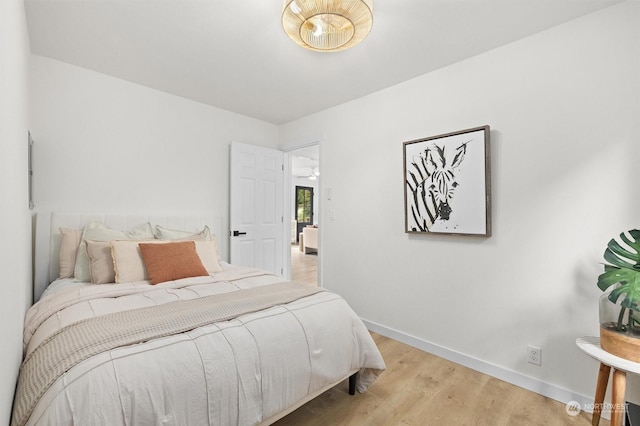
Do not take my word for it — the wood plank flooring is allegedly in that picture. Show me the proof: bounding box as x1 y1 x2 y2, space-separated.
275 333 602 425
282 248 602 425
290 244 317 286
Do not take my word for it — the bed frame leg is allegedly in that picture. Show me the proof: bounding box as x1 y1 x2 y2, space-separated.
349 372 358 395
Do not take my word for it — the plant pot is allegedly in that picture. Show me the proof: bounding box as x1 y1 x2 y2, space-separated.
600 325 640 362
599 290 640 361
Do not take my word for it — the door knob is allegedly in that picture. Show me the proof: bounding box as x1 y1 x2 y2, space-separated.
232 230 247 237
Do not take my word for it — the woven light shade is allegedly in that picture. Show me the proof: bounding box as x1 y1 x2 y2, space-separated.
282 0 373 52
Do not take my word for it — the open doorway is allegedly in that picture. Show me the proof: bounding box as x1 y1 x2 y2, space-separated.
290 145 319 286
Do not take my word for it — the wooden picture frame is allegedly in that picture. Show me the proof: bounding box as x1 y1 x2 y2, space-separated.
403 125 491 236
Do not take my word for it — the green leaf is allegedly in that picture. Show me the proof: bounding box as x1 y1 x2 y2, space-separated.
598 230 640 313
604 246 635 269
598 266 627 292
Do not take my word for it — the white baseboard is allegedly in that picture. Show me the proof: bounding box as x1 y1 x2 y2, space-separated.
362 319 605 419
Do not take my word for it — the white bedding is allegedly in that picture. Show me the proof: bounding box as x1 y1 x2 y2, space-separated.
38 278 88 299
38 260 235 300
14 266 385 426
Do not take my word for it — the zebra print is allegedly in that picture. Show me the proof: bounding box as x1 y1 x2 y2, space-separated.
406 140 470 232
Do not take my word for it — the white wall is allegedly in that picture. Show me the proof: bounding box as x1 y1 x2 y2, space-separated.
0 0 32 423
281 1 640 407
29 55 280 290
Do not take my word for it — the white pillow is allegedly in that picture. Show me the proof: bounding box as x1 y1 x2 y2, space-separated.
74 222 154 282
154 225 222 262
155 225 211 241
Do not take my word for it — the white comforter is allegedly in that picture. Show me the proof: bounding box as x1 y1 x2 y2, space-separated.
16 266 385 426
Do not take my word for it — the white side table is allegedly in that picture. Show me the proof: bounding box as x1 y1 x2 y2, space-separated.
576 336 640 426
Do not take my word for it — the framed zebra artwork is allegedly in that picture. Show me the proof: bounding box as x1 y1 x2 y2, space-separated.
403 125 491 236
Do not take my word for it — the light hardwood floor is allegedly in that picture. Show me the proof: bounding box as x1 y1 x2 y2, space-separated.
275 332 602 425
290 243 317 286
282 248 602 425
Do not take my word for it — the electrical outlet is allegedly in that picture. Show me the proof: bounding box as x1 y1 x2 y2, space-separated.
527 345 542 366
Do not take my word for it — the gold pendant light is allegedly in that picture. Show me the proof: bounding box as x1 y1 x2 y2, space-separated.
282 0 373 52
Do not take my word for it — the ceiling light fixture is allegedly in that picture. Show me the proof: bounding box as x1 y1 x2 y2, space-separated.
282 0 373 52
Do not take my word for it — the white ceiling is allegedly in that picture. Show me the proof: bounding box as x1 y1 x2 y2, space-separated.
24 0 622 125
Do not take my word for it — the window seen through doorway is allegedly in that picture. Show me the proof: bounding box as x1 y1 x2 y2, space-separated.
296 186 314 224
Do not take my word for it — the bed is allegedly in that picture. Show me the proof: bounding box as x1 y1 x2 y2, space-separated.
12 213 385 426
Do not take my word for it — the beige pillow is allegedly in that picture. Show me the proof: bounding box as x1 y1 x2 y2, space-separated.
74 222 154 282
58 228 82 279
85 240 115 284
194 240 223 273
111 240 161 283
154 225 211 241
138 241 209 285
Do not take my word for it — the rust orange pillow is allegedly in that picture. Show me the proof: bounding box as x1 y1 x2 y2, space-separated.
138 241 209 285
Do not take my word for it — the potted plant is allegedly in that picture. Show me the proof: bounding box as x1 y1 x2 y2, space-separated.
597 229 640 361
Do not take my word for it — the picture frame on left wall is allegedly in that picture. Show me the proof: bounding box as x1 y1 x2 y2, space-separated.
28 131 33 210
403 125 491 236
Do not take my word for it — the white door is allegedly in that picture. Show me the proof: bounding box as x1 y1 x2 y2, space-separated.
230 142 284 275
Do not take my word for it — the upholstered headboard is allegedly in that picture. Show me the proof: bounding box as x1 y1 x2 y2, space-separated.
34 212 222 302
